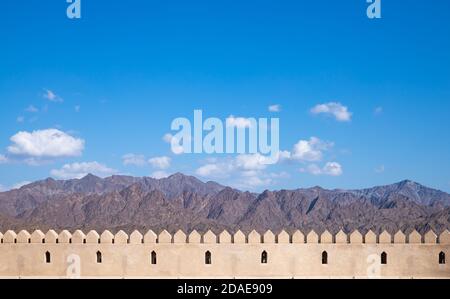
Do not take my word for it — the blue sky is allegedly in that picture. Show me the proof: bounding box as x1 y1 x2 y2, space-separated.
1 0 450 192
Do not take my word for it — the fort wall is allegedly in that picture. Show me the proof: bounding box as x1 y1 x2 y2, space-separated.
0 229 449 278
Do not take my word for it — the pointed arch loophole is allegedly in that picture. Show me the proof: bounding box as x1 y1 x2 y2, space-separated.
322 251 328 265
45 251 51 264
261 251 268 264
381 252 388 265
205 251 212 265
151 251 157 265
96 251 102 263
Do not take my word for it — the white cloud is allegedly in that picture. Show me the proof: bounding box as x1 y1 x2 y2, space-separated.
196 164 223 177
195 160 239 178
196 153 281 179
0 154 7 164
226 115 253 128
17 116 25 123
163 133 186 155
374 106 383 115
291 137 333 162
375 165 385 173
7 129 85 158
163 133 173 143
0 184 5 192
50 162 117 179
322 162 343 176
235 176 272 189
11 181 31 190
43 89 63 102
311 102 352 122
151 171 169 179
300 164 322 175
235 153 273 171
195 153 288 190
148 156 171 170
300 162 343 176
26 105 38 113
269 171 290 179
268 104 281 112
122 153 147 167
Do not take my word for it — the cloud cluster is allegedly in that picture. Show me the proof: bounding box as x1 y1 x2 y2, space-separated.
194 136 343 189
151 171 169 179
26 105 39 113
148 156 171 170
43 89 63 102
7 129 84 158
50 162 118 179
11 181 32 190
122 154 172 170
122 153 147 167
226 116 253 128
300 162 343 176
268 104 281 112
291 137 333 162
195 152 291 189
311 102 352 122
162 133 185 155
0 154 7 164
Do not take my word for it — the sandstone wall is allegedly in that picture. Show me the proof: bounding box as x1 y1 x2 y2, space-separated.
0 229 449 278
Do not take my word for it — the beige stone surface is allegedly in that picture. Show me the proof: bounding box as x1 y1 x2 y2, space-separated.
188 231 201 244
100 230 114 244
440 230 450 245
263 231 275 244
277 230 290 244
394 231 406 244
158 230 172 244
173 230 187 244
30 230 45 244
17 230 31 244
203 230 216 244
365 230 377 244
219 231 232 244
86 231 100 244
3 230 17 244
144 230 157 244
320 231 333 244
307 231 319 244
233 231 246 244
350 231 363 244
129 231 143 245
335 230 347 244
58 230 71 244
409 230 422 244
379 231 392 244
424 231 437 244
248 230 261 244
292 230 304 244
45 230 58 244
72 230 86 244
114 231 128 244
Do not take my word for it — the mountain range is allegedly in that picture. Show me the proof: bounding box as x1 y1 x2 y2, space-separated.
0 173 449 234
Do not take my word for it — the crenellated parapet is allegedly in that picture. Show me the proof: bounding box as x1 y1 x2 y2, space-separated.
0 228 448 278
1 229 449 245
